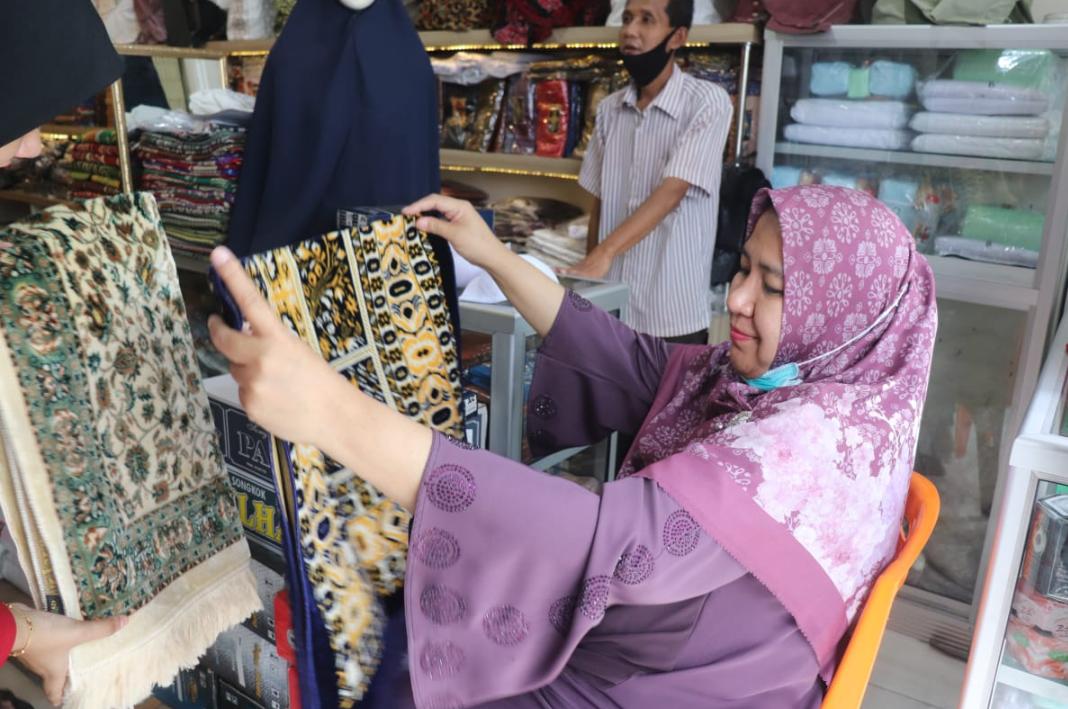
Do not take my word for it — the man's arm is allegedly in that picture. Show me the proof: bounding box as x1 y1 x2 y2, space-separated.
568 177 690 279
586 197 601 256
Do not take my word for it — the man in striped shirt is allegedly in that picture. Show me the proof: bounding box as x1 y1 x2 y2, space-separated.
570 0 732 344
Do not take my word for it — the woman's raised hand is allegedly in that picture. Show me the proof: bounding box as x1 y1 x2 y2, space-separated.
207 247 347 448
403 194 508 270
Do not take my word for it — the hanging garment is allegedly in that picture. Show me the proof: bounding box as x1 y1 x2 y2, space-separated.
214 211 464 707
226 0 460 347
0 193 260 709
493 0 609 45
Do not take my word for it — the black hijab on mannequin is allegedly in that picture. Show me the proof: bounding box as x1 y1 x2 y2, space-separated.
225 0 459 344
0 0 123 146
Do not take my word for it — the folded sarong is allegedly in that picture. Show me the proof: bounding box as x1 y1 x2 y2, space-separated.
214 212 463 706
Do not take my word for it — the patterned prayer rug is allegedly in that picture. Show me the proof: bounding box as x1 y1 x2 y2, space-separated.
0 193 259 708
218 213 463 705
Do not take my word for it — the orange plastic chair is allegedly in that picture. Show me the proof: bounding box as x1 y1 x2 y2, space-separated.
821 472 941 709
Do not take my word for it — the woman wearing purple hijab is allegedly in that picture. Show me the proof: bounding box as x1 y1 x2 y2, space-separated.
207 184 937 708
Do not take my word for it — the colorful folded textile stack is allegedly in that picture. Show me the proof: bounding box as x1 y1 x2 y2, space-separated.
135 126 246 252
438 50 757 162
524 215 589 270
49 128 123 200
490 196 585 248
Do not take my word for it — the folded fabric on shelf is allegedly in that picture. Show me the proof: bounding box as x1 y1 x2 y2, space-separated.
909 111 1049 138
491 197 585 246
810 60 916 99
869 60 918 99
917 80 1049 115
215 212 463 707
952 49 1056 90
0 193 259 709
135 126 247 248
783 123 912 150
790 98 912 129
934 235 1038 268
911 133 1046 160
961 205 1045 252
430 51 537 85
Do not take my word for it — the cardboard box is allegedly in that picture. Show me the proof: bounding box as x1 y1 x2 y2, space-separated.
203 624 289 709
205 375 288 576
216 678 266 709
153 663 217 709
243 558 286 645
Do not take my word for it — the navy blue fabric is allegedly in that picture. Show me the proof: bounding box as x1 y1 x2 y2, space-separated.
1 0 123 145
360 591 408 709
277 444 339 709
225 0 460 341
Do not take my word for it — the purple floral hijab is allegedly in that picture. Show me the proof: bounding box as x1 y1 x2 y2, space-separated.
623 185 937 679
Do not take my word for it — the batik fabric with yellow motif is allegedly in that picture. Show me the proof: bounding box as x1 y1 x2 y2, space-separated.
0 193 260 709
218 213 463 706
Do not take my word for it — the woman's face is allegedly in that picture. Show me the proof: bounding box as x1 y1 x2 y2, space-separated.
727 210 784 380
0 130 43 169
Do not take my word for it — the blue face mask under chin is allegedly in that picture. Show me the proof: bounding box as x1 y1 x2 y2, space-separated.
745 362 801 392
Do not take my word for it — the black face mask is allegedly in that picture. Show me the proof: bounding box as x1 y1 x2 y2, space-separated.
621 28 678 88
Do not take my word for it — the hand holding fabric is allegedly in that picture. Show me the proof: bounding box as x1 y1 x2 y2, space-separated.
8 604 126 705
207 247 348 449
406 193 568 335
404 193 507 270
207 246 432 511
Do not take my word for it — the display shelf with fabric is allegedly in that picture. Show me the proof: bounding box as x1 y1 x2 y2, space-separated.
419 23 760 51
139 24 761 53
963 312 1068 707
440 148 582 180
757 22 1068 666
0 79 133 209
774 142 1056 176
430 24 761 177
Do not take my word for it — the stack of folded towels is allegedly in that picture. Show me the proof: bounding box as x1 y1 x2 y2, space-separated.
135 126 246 253
935 205 1045 268
911 49 1056 162
783 60 917 150
51 129 123 200
911 83 1050 160
524 215 588 271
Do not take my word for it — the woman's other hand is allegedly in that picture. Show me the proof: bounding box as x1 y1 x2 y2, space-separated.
207 246 346 448
8 604 126 705
403 194 508 270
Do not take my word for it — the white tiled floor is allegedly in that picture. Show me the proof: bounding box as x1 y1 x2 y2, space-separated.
863 630 967 709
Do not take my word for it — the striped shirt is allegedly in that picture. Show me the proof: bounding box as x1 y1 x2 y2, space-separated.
579 65 732 337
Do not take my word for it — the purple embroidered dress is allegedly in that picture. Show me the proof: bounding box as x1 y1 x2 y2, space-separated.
399 186 936 708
